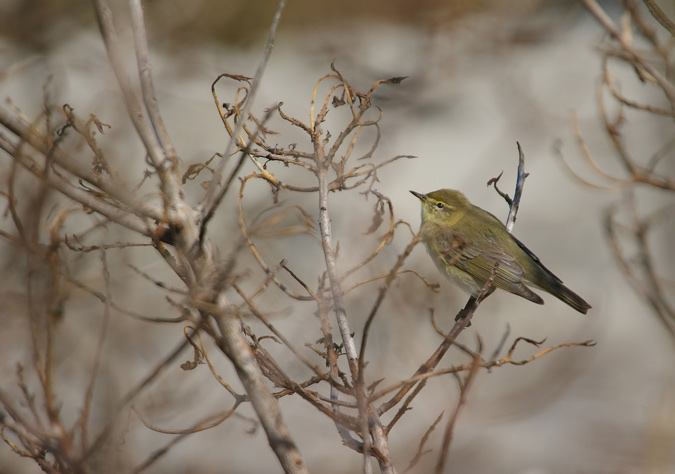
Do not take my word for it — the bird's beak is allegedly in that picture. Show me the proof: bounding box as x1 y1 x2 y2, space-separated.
410 190 427 202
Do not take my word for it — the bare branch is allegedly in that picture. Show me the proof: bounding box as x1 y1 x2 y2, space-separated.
642 0 675 37
487 142 529 232
79 251 112 451
129 0 178 158
213 307 309 474
200 0 288 220
435 349 481 474
580 0 675 109
91 0 167 171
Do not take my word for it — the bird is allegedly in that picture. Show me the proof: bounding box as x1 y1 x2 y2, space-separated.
411 188 591 314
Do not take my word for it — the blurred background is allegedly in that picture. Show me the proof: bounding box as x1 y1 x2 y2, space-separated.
1 0 674 473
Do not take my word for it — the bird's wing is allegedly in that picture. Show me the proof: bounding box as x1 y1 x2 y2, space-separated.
459 244 525 288
438 233 544 304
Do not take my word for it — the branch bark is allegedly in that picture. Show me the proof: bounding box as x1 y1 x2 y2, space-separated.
215 307 309 474
580 0 675 109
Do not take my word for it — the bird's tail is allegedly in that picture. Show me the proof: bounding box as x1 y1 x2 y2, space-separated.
543 279 592 314
511 234 592 314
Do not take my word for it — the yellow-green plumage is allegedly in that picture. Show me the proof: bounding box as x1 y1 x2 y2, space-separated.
411 189 591 314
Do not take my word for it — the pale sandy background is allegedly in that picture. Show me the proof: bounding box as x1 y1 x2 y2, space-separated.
1 1 674 473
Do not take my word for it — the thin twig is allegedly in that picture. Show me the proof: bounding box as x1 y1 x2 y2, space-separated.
213 304 309 474
435 348 481 474
131 401 243 474
506 142 528 232
82 336 193 463
580 0 675 109
379 267 497 421
642 0 675 37
0 135 158 237
91 0 166 171
80 251 112 451
402 412 443 474
316 164 376 473
232 284 329 378
129 0 178 159
359 233 423 363
200 0 287 220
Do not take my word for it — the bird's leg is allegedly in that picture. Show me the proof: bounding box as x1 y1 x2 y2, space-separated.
454 296 478 325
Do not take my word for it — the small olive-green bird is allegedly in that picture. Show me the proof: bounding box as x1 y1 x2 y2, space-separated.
411 189 591 314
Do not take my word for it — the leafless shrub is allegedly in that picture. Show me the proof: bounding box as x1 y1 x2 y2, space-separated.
569 0 675 340
0 1 593 473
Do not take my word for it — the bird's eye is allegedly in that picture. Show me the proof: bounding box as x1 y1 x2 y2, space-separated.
436 202 444 209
